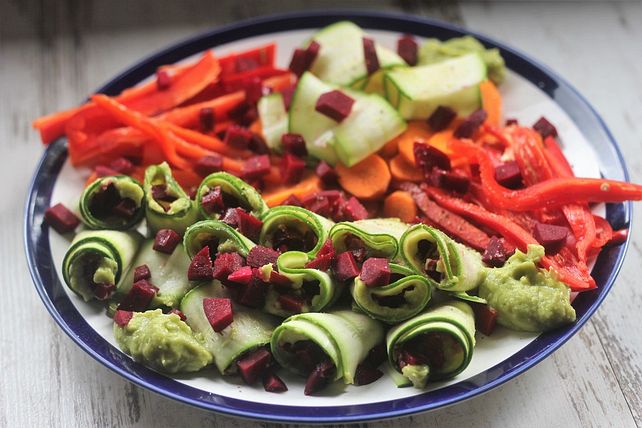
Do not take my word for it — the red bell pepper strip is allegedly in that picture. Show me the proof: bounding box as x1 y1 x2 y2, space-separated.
543 136 574 177
505 126 553 185
218 43 276 76
592 215 614 248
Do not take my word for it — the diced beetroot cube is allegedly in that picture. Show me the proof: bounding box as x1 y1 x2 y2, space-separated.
228 102 258 127
237 277 268 308
414 142 451 171
249 132 270 154
151 184 171 202
333 251 360 282
362 343 387 368
270 270 292 287
280 153 306 185
242 155 271 179
281 85 296 111
109 157 134 174
44 203 80 234
246 245 280 268
212 252 246 280
305 41 321 69
93 282 115 300
533 223 569 254
245 76 266 105
156 69 171 90
153 229 181 254
278 294 305 313
315 160 339 186
237 347 272 385
398 349 426 368
227 265 254 285
224 125 253 150
318 239 336 257
199 107 215 132
262 371 288 393
354 364 384 386
201 186 225 214
95 165 120 178
362 37 380 75
118 279 158 312
472 303 498 336
282 194 303 207
169 309 187 321
342 197 369 221
482 236 509 267
203 297 234 332
494 161 523 189
315 90 355 123
505 118 519 126
430 168 470 193
188 246 214 281
195 155 223 176
454 109 488 139
304 361 335 395
359 258 391 287
533 116 558 139
113 310 133 327
221 207 241 228
397 34 418 66
112 198 137 219
281 133 308 156
288 48 308 77
133 264 151 282
305 252 334 271
427 105 457 132
304 194 332 217
235 209 263 242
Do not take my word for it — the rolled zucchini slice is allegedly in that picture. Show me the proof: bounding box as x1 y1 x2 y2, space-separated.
271 310 384 384
262 251 338 317
329 219 408 260
180 281 278 374
118 240 194 309
400 224 486 292
386 301 476 387
79 176 145 230
144 162 199 234
351 263 432 324
259 206 334 258
196 172 268 220
183 220 256 259
62 230 142 301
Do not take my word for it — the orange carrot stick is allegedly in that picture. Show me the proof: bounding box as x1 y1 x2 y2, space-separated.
480 80 502 127
165 124 252 158
157 91 245 128
383 191 417 223
336 154 391 200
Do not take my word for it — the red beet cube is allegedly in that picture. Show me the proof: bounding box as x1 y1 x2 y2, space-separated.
113 310 133 327
333 251 360 282
188 246 214 281
533 116 558 139
362 37 380 75
235 209 263 242
472 303 498 336
169 309 187 321
278 294 305 313
156 69 171 90
270 270 292 287
203 297 234 332
237 277 268 308
315 90 355 123
505 118 519 126
227 265 254 285
44 203 80 234
430 169 470 193
249 132 270 155
199 107 215 132
224 125 253 150
195 155 223 176
281 133 308 156
304 361 335 395
304 195 332 217
315 160 339 186
133 264 151 282
109 157 134 174
533 223 569 254
246 245 280 268
359 258 391 287
305 41 321 68
362 343 387 368
262 371 288 393
93 282 115 300
282 194 303 207
112 198 137 219
427 105 457 132
118 279 158 312
494 161 523 189
288 48 308 77
245 76 266 105
281 153 306 185
414 142 451 171
454 109 487 139
281 85 296 111
305 252 334 271
153 229 181 254
342 197 368 221
397 34 418 66
482 236 509 267
201 186 225 214
354 364 383 386
212 252 246 281
237 347 272 385
242 155 271 179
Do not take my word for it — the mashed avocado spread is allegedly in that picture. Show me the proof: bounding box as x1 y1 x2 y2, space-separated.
114 309 212 373
479 245 576 332
419 36 506 85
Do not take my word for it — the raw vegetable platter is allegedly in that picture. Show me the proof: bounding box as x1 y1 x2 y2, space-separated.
25 11 632 423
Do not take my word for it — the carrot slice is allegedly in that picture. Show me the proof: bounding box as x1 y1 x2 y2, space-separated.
383 191 417 223
378 138 399 159
336 154 391 200
480 80 502 127
389 154 423 183
262 172 321 207
396 121 433 165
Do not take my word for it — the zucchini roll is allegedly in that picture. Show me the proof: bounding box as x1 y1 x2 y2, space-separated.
183 220 256 259
79 175 145 230
118 240 193 308
144 162 199 234
400 224 486 293
271 310 384 385
329 219 408 261
62 230 142 301
386 301 476 388
259 206 334 258
262 251 338 317
180 281 278 374
351 263 432 324
196 172 268 220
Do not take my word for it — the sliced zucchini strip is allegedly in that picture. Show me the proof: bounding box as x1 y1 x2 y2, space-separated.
330 218 408 260
196 172 268 220
62 230 142 301
183 220 256 259
144 162 199 234
79 175 145 230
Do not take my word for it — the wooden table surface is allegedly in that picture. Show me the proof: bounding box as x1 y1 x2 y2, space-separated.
2 1 641 426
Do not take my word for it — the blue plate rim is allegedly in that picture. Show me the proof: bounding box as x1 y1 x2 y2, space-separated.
23 9 632 424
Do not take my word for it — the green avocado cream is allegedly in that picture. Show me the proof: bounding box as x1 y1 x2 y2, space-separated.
114 309 212 373
92 258 117 285
401 364 430 389
419 36 506 85
479 245 576 332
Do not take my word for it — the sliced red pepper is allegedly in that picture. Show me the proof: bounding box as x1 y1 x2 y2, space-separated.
506 126 553 186
218 43 276 76
543 136 574 177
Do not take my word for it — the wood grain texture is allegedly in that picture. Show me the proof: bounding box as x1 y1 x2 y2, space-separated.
1 0 640 426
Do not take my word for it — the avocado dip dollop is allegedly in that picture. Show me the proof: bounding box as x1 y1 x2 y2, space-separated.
114 309 212 373
479 245 576 332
